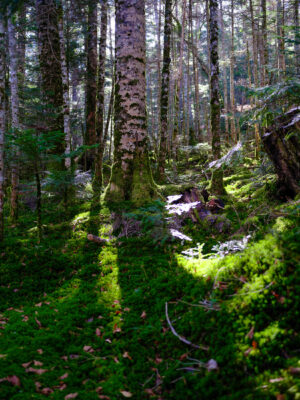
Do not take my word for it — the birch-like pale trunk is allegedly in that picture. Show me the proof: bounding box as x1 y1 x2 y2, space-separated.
0 16 5 240
157 0 172 182
105 0 156 205
93 0 108 200
209 0 225 195
8 16 20 222
58 3 71 169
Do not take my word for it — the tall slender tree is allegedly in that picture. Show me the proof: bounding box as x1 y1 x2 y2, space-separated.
8 15 20 221
209 0 225 194
85 0 97 170
36 0 64 157
0 15 5 240
157 0 172 182
93 0 108 201
105 0 156 205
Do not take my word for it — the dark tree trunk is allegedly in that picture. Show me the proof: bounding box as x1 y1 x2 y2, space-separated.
36 0 64 145
157 0 172 182
263 108 300 198
209 0 225 195
85 0 97 170
93 0 108 202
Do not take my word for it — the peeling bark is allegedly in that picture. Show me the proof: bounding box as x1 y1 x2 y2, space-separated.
105 0 156 206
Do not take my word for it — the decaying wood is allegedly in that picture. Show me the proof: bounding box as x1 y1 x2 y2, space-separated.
263 107 300 198
87 234 110 244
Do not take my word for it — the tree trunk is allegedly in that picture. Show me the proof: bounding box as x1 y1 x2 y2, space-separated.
263 108 300 198
58 2 71 169
0 16 5 240
36 0 64 147
157 0 172 182
209 0 225 195
294 0 300 75
8 16 20 222
277 0 286 78
220 0 229 145
229 0 237 143
85 0 97 170
105 0 156 206
93 0 108 201
260 0 268 85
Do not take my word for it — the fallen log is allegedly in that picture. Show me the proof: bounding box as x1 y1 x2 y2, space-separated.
87 234 110 245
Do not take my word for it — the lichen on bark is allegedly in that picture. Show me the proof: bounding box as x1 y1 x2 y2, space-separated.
105 0 157 206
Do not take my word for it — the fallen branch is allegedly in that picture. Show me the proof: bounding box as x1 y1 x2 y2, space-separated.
165 302 209 351
87 234 110 245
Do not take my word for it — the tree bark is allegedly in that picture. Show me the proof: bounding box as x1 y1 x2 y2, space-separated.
36 0 64 166
85 0 97 170
157 0 172 182
105 0 156 206
8 15 20 222
209 0 225 195
93 0 108 201
58 2 71 169
263 108 300 198
0 15 5 240
294 0 300 75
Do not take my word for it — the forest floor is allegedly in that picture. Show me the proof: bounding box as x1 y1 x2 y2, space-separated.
0 159 300 400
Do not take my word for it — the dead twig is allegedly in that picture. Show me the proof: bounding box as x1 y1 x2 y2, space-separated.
165 302 209 351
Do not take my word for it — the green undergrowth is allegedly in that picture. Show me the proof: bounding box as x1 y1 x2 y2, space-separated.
0 171 299 399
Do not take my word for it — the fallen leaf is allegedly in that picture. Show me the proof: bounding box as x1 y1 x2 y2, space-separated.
22 316 29 322
206 359 218 371
33 360 43 366
65 394 78 400
0 375 21 386
155 356 163 364
289 367 300 375
41 388 53 395
22 361 32 368
105 338 112 343
123 352 132 360
0 354 7 359
179 353 188 361
96 387 103 393
252 340 258 349
113 324 121 334
276 395 285 400
140 311 147 319
26 367 47 375
35 302 43 307
269 378 284 383
246 326 255 339
35 318 42 328
120 391 133 398
37 349 43 354
61 356 68 361
98 396 111 400
124 308 130 312
59 373 69 380
114 357 119 364
83 345 94 353
35 381 42 391
95 328 101 337
244 348 252 356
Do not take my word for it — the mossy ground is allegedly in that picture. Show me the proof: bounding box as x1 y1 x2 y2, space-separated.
0 165 299 399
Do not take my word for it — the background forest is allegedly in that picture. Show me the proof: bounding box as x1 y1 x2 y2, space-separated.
0 0 299 399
